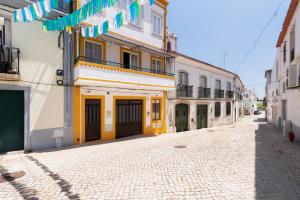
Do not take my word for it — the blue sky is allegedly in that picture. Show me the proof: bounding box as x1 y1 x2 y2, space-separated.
168 0 290 98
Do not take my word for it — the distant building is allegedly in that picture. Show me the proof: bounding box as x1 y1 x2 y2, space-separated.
243 89 257 115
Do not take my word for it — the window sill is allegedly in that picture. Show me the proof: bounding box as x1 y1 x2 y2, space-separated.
128 22 144 31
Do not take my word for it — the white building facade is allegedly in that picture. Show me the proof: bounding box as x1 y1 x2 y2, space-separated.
73 0 175 144
266 0 300 141
0 1 73 153
166 35 245 132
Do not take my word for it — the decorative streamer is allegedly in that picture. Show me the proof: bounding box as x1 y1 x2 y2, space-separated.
81 0 156 38
13 0 71 22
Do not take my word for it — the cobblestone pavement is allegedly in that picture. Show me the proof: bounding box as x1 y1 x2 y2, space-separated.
1 115 300 200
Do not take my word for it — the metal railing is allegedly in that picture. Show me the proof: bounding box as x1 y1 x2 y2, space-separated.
0 46 20 74
75 56 175 77
214 89 224 98
198 87 211 98
177 85 193 97
226 91 234 99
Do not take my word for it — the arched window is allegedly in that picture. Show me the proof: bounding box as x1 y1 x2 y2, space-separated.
215 80 221 90
200 76 207 88
226 102 231 116
167 41 172 51
179 71 188 86
215 102 221 117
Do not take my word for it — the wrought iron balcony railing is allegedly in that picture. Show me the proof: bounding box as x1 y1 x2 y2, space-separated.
226 91 234 99
198 87 211 98
0 46 20 75
75 56 175 77
214 89 224 99
177 85 193 97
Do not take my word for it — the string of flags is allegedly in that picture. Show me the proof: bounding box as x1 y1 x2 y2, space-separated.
13 0 71 22
13 0 156 37
81 0 153 37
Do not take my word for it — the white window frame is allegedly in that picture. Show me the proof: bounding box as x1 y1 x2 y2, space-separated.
151 58 163 73
120 0 144 28
151 11 163 37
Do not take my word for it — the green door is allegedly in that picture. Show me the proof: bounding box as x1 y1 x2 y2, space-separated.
197 105 208 129
175 104 189 132
0 90 24 153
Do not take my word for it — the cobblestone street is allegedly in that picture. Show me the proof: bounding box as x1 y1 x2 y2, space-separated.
1 115 300 200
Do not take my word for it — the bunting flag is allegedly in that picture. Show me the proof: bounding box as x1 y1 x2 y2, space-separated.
13 0 71 22
43 0 120 31
81 0 156 38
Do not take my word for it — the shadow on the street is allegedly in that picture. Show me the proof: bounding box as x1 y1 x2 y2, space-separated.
34 134 157 154
254 120 300 200
0 165 38 199
26 156 80 200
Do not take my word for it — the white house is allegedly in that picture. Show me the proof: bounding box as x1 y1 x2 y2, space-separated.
0 1 73 153
243 89 257 115
266 0 300 140
166 34 245 133
73 0 175 144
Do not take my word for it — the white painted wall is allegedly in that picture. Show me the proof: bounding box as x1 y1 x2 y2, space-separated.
80 0 165 49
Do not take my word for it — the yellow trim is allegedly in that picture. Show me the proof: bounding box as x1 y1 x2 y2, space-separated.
73 86 81 144
112 96 147 139
75 60 175 80
75 77 175 88
151 55 165 73
120 47 142 69
151 97 163 123
81 95 106 144
156 0 169 9
80 36 107 61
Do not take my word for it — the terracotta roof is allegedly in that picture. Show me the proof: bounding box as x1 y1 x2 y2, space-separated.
276 0 299 47
170 51 245 89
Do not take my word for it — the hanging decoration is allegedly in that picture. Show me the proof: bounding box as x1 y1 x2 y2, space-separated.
42 0 120 31
81 0 155 38
13 0 66 22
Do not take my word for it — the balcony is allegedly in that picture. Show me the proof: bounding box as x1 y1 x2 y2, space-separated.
226 91 234 99
214 89 224 99
74 56 175 91
177 85 193 98
198 87 211 99
0 46 20 81
76 56 174 77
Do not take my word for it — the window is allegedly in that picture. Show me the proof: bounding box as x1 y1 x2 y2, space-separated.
179 72 188 86
226 102 231 116
122 51 139 69
200 76 207 88
152 99 161 120
226 82 232 91
85 41 103 62
215 80 221 90
282 100 287 120
151 58 163 73
283 42 287 63
128 0 143 27
215 102 221 117
152 13 162 36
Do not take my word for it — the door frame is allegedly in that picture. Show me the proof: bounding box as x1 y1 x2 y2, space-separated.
113 96 146 139
81 95 105 144
0 85 30 152
175 103 189 132
197 104 208 129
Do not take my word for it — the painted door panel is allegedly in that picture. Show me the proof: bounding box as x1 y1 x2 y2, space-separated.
175 104 188 132
197 105 208 129
85 99 101 142
0 90 24 153
116 100 142 139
